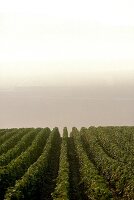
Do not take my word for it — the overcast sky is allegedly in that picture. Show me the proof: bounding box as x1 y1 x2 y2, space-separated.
0 0 134 128
0 0 134 88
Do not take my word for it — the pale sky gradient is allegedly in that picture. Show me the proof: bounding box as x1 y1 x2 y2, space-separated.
0 0 134 128
0 0 134 88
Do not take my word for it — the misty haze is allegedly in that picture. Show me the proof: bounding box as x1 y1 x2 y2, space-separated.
0 85 134 129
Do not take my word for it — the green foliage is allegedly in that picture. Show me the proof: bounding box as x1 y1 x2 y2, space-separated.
72 128 112 199
0 127 134 199
0 129 29 156
81 127 134 198
52 127 69 200
5 128 60 200
0 128 50 200
0 129 18 145
0 128 37 166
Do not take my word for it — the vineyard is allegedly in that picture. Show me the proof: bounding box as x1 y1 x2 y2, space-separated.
0 127 134 200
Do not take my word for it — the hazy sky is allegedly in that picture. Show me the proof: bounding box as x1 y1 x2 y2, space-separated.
0 0 134 128
0 0 134 88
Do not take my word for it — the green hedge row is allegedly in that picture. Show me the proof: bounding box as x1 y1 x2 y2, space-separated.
0 128 37 166
0 128 50 200
72 127 112 200
0 129 30 156
5 127 60 200
0 129 18 145
81 127 134 199
52 127 69 200
96 127 134 165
